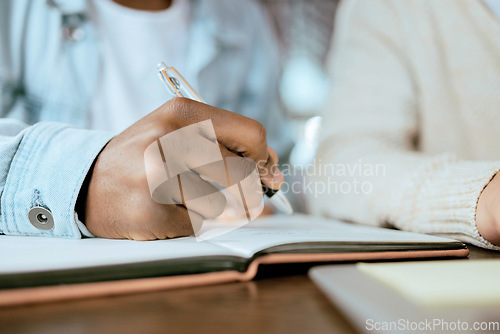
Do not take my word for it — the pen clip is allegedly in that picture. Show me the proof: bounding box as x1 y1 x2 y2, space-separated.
157 62 205 103
157 66 183 98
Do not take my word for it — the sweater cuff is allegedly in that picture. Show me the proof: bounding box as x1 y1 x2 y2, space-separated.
405 160 500 250
0 122 112 238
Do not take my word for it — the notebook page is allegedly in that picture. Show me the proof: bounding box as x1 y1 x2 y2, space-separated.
204 214 459 258
0 214 458 275
0 235 232 274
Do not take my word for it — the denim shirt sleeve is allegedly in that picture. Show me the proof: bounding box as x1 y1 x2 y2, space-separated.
0 120 112 238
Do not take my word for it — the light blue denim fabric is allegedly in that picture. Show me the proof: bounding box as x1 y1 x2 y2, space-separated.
0 0 292 238
0 120 112 237
0 0 292 154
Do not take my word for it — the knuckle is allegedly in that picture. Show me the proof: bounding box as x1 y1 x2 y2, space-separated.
248 120 268 150
250 121 270 163
166 96 191 111
254 121 268 143
162 97 194 123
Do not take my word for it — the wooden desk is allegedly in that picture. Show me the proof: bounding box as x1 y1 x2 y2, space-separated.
0 246 498 334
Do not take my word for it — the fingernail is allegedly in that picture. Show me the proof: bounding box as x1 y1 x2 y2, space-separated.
272 168 283 183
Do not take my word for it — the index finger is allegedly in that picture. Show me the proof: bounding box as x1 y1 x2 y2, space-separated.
162 98 284 190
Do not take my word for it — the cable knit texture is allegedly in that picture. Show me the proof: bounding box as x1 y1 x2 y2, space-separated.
310 0 500 250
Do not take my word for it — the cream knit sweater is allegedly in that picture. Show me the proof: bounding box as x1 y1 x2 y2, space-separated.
310 0 500 250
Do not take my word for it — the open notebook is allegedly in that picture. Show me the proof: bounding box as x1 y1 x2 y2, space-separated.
0 215 468 306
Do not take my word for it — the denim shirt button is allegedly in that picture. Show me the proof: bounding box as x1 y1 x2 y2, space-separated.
28 207 55 231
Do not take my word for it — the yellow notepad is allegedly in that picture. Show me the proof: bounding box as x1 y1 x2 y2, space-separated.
358 260 500 308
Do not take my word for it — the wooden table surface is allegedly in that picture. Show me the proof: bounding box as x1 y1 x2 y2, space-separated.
0 246 498 334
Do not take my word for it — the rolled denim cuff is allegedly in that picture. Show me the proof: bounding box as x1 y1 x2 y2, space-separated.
0 122 112 238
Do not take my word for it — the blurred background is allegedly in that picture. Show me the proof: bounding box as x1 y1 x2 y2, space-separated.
261 0 340 211
261 0 340 166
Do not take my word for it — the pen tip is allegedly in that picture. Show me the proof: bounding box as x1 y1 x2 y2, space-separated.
271 192 294 215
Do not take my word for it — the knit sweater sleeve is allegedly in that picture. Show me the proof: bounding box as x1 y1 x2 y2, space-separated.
309 0 500 250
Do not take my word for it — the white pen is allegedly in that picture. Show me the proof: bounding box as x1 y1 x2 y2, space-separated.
157 62 294 215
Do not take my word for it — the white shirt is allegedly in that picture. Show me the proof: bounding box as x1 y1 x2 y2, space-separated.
88 0 190 133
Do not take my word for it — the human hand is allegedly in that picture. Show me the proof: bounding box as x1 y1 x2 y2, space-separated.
80 98 283 240
476 174 500 246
